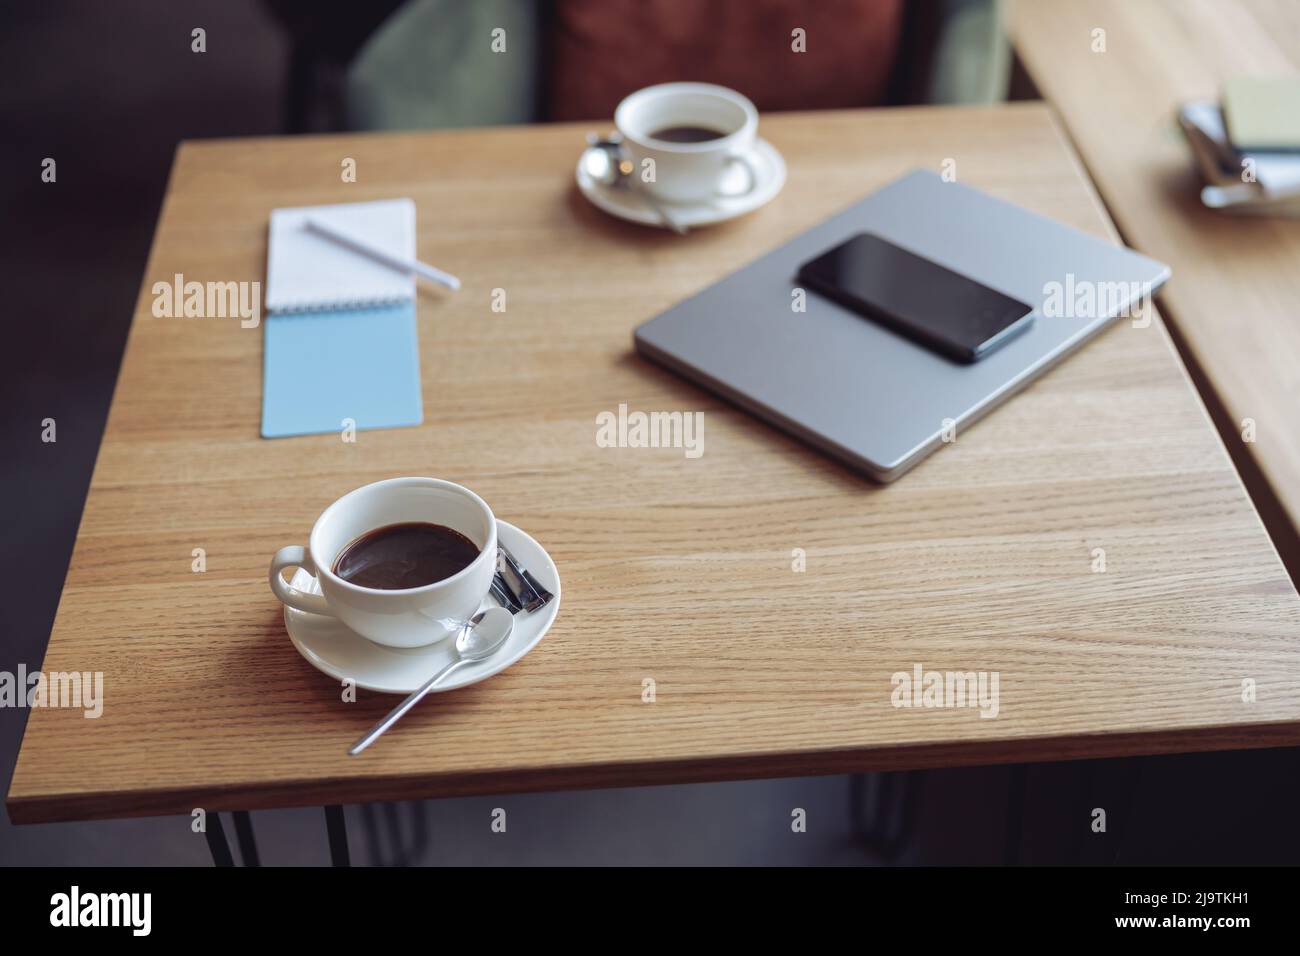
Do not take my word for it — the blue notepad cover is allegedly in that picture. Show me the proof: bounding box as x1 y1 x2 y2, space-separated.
261 303 423 438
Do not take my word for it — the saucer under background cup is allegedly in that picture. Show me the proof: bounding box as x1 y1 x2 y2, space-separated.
285 520 560 694
575 138 786 229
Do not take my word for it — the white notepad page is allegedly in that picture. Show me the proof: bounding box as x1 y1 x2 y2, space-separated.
265 198 416 312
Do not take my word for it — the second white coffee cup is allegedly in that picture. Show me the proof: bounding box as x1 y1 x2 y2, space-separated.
268 477 497 649
614 82 761 204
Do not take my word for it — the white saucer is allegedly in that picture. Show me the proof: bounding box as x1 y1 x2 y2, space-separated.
285 521 561 694
575 138 786 229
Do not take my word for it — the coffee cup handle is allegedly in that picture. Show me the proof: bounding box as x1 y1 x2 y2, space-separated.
269 546 335 616
716 149 761 199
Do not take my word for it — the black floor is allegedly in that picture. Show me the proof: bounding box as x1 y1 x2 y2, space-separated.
1 0 1297 867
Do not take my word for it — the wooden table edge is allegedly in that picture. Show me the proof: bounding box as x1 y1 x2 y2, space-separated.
10 719 1300 825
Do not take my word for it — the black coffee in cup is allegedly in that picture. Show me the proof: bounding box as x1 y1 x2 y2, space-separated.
333 522 479 590
649 124 729 144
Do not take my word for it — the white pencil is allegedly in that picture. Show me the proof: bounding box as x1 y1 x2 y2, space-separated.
303 217 461 291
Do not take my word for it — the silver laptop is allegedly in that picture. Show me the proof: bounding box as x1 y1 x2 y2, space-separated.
634 168 1171 481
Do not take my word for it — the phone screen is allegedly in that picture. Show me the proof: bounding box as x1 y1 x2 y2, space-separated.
797 233 1034 362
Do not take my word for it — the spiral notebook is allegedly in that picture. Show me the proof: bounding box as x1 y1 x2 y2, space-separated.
261 198 423 438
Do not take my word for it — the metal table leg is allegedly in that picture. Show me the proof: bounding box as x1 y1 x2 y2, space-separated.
204 811 235 867
1004 764 1028 865
325 804 351 866
361 801 431 866
232 809 261 867
850 770 924 860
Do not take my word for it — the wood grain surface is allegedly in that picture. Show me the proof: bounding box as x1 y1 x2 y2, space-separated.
1011 0 1300 572
8 104 1300 824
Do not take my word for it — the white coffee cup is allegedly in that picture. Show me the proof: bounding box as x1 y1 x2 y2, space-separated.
614 82 761 204
268 477 497 649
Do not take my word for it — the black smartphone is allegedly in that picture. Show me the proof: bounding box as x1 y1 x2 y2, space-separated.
797 232 1034 362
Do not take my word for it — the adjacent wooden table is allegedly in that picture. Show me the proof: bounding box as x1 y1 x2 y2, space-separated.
1010 0 1300 573
9 104 1300 826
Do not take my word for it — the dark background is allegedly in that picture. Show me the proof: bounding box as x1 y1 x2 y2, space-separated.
1 0 1297 865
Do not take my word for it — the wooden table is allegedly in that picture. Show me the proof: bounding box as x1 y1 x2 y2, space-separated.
1010 0 1300 573
9 104 1300 827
